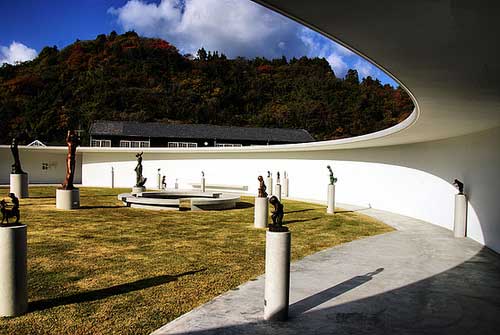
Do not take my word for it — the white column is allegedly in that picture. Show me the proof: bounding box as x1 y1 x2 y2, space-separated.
10 174 29 199
327 184 335 214
454 194 467 238
0 224 28 317
254 197 268 228
56 189 81 210
264 230 291 321
201 177 206 192
275 184 282 201
266 177 273 195
283 178 289 197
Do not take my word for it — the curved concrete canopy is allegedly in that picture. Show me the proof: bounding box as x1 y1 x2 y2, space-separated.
253 0 500 147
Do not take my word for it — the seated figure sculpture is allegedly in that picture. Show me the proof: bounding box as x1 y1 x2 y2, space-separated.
269 195 287 232
1 193 20 225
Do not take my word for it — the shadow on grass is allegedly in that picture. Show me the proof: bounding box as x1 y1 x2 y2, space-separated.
235 202 254 209
79 205 124 210
29 268 206 312
335 206 372 214
25 196 56 199
285 208 316 214
285 217 321 225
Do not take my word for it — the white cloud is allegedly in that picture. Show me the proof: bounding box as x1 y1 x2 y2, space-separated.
109 0 304 59
0 41 37 65
354 59 380 79
326 53 348 77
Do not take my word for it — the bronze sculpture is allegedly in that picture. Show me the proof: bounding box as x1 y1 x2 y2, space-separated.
277 171 281 184
1 193 20 224
267 171 271 178
269 195 287 232
10 138 26 174
61 130 80 190
327 165 338 185
135 152 147 187
453 179 464 195
162 176 167 189
258 176 268 198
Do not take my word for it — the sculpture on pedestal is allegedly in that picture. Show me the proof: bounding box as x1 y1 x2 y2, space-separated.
162 176 167 190
61 130 80 190
258 176 268 198
327 165 338 185
269 195 287 232
10 138 26 174
134 152 147 187
267 171 271 178
202 171 205 178
277 171 281 184
1 193 20 224
453 179 464 195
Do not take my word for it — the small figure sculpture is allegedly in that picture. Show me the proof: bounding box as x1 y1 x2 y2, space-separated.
202 171 205 178
277 171 281 184
267 171 271 178
258 176 268 198
61 130 80 190
135 152 147 187
327 165 338 185
162 176 167 190
1 193 20 224
453 179 464 195
269 195 287 232
10 138 26 174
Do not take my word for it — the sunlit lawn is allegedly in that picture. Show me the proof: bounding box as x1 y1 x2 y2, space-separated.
0 186 393 335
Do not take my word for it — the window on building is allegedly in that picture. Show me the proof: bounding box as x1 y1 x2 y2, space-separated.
91 139 111 147
168 142 198 148
120 140 150 148
41 162 49 170
215 143 243 147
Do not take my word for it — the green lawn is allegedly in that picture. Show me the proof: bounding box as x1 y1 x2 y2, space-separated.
0 186 393 335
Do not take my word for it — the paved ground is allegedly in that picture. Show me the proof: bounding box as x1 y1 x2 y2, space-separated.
151 205 500 334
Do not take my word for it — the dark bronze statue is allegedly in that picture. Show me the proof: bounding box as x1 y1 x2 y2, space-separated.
453 179 464 195
267 171 271 178
202 171 205 178
277 171 281 184
162 176 167 189
10 138 26 174
61 130 79 190
258 176 268 198
327 165 337 185
1 193 20 225
135 152 147 187
269 195 287 232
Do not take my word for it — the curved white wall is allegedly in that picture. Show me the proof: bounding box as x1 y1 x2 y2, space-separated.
81 126 500 254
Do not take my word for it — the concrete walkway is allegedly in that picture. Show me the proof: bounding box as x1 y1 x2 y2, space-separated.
152 206 500 335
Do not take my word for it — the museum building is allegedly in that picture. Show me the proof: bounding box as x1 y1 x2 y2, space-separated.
89 120 315 148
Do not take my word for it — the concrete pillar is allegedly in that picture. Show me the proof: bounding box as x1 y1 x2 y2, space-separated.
0 224 28 317
327 184 335 214
283 178 289 197
264 230 291 321
454 194 467 238
111 167 114 189
56 189 80 210
254 197 268 228
10 174 29 199
275 184 282 201
175 180 179 189
266 177 273 195
201 177 206 192
131 186 145 194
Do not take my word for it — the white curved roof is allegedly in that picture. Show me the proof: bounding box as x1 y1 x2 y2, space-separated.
251 0 500 148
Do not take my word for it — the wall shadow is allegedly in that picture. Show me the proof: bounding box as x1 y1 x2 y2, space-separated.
29 269 206 312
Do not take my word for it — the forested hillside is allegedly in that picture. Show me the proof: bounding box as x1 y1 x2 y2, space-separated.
0 31 413 145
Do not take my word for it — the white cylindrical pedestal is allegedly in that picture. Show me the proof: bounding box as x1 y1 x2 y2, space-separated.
175 182 179 189
131 186 145 194
10 174 29 199
327 184 335 214
264 231 291 321
201 178 206 192
56 189 80 210
454 194 467 238
158 175 161 190
275 184 282 201
0 224 28 317
283 178 289 197
266 177 273 195
254 197 269 228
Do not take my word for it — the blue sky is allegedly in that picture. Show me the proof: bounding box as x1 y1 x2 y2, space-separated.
0 0 397 85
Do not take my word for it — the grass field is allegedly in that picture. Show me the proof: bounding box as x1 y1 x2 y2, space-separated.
0 186 393 335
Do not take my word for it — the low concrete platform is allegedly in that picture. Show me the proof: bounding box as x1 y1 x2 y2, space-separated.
152 205 500 335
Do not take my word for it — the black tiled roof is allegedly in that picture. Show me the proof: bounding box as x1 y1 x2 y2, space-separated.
90 121 315 143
